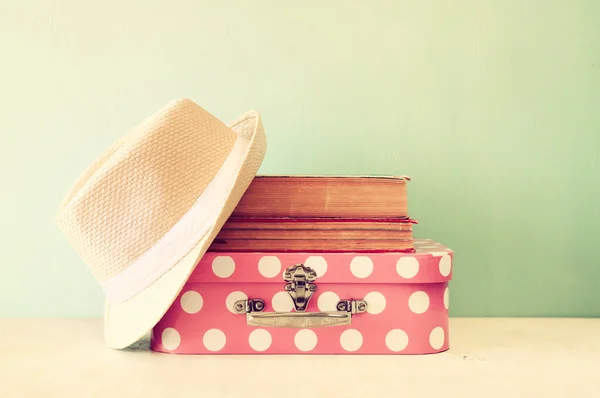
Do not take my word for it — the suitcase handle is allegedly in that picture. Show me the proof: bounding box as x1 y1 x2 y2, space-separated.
233 298 367 328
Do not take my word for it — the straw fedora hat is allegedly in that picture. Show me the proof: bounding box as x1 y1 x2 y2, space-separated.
56 98 266 349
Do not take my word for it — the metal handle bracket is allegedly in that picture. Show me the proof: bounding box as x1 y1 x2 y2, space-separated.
233 298 367 328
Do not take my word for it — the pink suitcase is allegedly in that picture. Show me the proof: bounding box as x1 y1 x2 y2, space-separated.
150 239 453 354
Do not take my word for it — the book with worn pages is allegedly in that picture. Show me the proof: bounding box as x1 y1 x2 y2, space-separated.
208 175 416 252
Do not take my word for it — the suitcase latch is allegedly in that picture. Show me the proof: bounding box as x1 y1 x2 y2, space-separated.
232 263 368 328
283 264 317 312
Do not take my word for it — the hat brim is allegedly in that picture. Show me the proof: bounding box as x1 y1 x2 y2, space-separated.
103 111 266 349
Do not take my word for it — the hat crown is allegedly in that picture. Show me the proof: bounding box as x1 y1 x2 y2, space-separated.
57 99 239 282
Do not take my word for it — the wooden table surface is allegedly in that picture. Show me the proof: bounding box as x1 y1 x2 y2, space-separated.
1 317 599 397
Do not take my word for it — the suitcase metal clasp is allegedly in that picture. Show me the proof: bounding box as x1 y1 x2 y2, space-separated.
283 264 317 312
232 264 368 328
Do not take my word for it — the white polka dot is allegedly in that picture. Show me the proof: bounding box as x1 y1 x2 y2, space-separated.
364 291 386 314
212 256 235 278
294 329 317 352
203 329 226 351
385 329 409 352
161 328 181 351
439 255 452 276
226 291 248 313
317 291 340 311
180 291 203 314
249 329 272 352
429 327 445 349
258 256 281 278
304 256 327 277
408 291 430 314
350 256 374 278
272 291 294 312
396 257 419 279
340 329 363 352
444 287 449 310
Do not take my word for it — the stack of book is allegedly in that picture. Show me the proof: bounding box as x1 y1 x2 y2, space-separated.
208 175 416 253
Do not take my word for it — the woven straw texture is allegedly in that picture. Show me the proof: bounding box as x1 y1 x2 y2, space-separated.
103 108 265 348
56 99 247 282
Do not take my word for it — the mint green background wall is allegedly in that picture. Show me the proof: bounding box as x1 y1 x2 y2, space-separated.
1 1 599 317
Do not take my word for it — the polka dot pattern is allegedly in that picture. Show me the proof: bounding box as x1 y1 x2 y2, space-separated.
212 256 235 278
350 256 374 278
226 291 248 314
203 329 226 352
444 287 449 310
294 329 317 352
304 256 327 277
317 291 340 312
364 291 386 315
258 256 281 278
408 291 430 314
198 246 452 284
180 291 203 314
272 291 294 312
161 328 181 351
439 254 452 276
429 327 445 349
396 257 419 279
151 242 453 355
340 329 363 352
249 329 272 352
385 329 409 352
